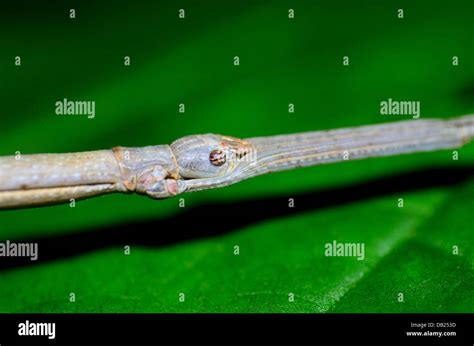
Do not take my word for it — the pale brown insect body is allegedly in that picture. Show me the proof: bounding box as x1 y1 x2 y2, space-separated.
0 115 473 209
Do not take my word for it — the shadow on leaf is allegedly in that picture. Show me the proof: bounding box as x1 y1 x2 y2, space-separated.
0 165 473 272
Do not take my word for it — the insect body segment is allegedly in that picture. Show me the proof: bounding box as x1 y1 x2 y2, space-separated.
169 134 254 180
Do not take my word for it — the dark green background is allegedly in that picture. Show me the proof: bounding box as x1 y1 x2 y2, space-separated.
0 0 473 312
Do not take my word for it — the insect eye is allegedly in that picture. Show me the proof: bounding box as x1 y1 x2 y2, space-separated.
209 149 226 166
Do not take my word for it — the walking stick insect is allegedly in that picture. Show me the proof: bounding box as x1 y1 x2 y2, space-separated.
0 115 473 209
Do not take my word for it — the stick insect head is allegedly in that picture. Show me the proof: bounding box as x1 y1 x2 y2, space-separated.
170 134 254 179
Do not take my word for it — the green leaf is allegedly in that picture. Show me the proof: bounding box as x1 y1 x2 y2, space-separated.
0 0 473 312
